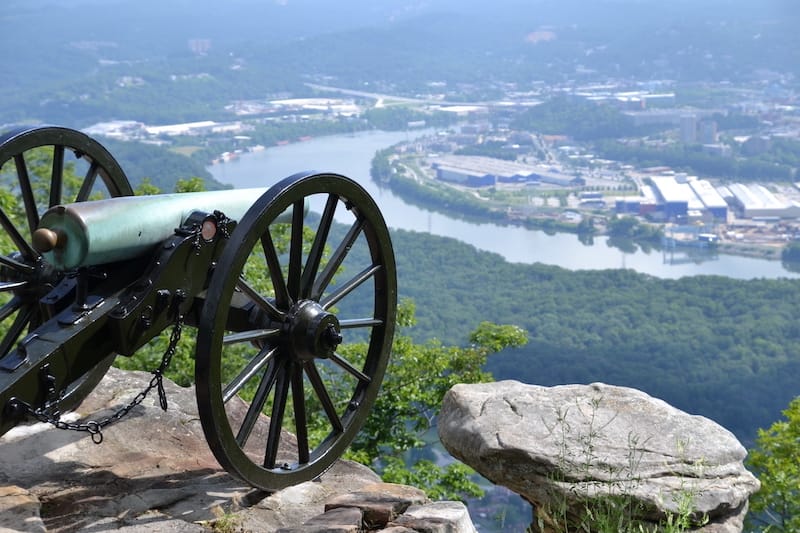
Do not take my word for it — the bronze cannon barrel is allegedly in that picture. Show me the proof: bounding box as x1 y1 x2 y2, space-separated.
34 188 295 269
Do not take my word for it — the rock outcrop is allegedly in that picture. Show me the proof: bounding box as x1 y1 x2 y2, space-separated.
438 380 760 533
0 367 475 533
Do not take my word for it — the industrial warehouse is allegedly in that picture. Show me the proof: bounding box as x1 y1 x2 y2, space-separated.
428 154 800 225
616 175 800 222
430 155 586 188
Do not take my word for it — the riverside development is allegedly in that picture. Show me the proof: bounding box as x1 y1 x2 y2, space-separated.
206 130 800 280
374 128 800 262
87 80 800 266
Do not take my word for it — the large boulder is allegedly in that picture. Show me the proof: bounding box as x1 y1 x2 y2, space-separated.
0 367 476 532
439 380 760 533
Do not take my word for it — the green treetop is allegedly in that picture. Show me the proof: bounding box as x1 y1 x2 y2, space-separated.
746 396 800 532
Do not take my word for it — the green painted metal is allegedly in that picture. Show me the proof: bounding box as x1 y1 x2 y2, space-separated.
37 188 299 269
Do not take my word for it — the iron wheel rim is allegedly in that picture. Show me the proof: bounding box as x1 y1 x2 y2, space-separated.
195 171 397 490
0 125 133 409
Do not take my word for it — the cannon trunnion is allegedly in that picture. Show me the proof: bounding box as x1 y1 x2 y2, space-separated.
0 125 397 490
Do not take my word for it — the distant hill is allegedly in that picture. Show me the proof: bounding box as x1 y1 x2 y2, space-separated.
98 138 228 192
1 0 797 125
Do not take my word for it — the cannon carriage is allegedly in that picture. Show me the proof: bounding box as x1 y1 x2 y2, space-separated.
0 125 396 490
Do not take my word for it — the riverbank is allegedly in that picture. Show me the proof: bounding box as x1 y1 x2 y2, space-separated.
717 241 782 260
379 169 592 234
379 159 798 265
207 129 800 279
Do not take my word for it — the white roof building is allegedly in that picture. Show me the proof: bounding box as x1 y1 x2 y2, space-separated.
728 183 800 218
432 155 538 180
651 176 699 207
689 179 728 211
83 120 146 139
145 121 217 136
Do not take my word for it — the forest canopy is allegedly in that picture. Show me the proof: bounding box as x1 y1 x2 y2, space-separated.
388 228 800 446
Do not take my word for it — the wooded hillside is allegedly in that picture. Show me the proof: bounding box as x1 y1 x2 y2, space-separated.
389 229 800 445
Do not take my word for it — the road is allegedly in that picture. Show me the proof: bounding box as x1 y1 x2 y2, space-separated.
304 83 541 109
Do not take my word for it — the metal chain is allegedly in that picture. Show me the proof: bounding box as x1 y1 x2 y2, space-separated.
213 210 233 239
19 315 184 444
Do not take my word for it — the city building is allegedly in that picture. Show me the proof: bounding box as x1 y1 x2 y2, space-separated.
650 176 698 219
145 121 218 136
639 176 731 221
624 108 720 128
724 183 800 219
688 179 728 220
431 156 533 186
680 114 697 144
430 156 584 188
698 120 718 144
83 120 147 139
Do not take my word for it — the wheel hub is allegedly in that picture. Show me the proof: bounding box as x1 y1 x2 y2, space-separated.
286 300 342 361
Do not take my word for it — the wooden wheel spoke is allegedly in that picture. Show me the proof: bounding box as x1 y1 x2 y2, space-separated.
0 254 35 274
286 200 305 301
14 154 38 235
264 362 291 469
300 194 337 299
312 218 364 301
321 264 381 310
304 362 343 433
0 207 38 262
76 160 100 202
0 281 27 292
236 278 285 321
0 304 33 358
50 145 64 208
330 352 371 384
339 317 383 329
223 345 277 404
223 328 280 345
291 364 310 464
236 357 280 448
260 230 291 310
0 297 21 322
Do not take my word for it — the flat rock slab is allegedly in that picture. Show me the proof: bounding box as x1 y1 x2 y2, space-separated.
439 380 760 532
0 367 381 532
0 368 477 532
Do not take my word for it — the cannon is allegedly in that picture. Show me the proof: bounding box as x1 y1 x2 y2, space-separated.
0 125 396 490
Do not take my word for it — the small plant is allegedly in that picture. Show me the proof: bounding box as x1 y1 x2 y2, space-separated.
200 505 242 533
533 395 707 533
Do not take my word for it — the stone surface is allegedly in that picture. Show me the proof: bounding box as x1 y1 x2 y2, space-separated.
287 485 476 533
390 501 478 533
439 380 760 533
0 485 45 533
324 482 429 527
0 367 476 532
277 506 363 533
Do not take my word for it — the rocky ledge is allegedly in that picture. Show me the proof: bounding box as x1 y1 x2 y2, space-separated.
439 380 760 533
0 367 475 533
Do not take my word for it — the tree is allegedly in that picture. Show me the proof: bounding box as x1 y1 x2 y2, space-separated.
344 300 529 500
174 176 206 193
746 397 800 532
781 242 800 263
134 177 161 196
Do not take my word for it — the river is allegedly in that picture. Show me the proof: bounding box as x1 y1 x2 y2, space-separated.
208 130 800 280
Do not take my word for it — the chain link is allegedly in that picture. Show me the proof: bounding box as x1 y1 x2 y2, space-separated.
17 315 184 444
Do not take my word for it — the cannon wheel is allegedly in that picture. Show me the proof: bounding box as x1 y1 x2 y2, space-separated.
196 172 396 490
0 125 134 411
